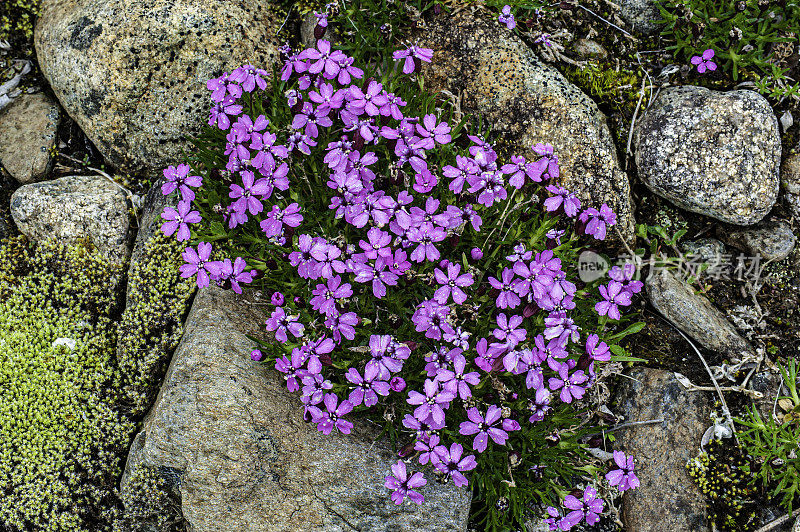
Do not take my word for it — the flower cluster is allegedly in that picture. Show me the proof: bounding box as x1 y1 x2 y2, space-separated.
162 23 642 528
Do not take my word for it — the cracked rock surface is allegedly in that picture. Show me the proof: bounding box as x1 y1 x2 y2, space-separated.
121 286 471 532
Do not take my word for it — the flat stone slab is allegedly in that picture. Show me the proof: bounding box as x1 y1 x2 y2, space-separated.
122 286 471 532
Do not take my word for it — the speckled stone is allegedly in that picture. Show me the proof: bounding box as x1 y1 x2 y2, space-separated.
417 12 635 244
10 175 134 264
646 268 755 363
634 86 781 225
619 0 663 35
781 151 800 218
573 38 608 59
35 0 281 173
718 218 796 262
615 367 710 531
122 286 472 532
680 238 726 266
0 92 60 184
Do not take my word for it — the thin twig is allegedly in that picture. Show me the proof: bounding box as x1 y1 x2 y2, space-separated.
671 326 739 445
575 4 635 38
624 76 647 171
583 418 665 439
752 508 800 532
482 189 517 248
59 153 141 227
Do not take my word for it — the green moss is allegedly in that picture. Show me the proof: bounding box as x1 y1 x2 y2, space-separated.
114 466 185 532
0 236 134 531
0 0 40 44
687 439 758 531
115 231 196 418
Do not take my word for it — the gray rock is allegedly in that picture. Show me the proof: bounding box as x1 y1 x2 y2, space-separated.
573 39 608 59
718 218 796 262
646 268 755 362
0 92 60 184
417 12 635 244
680 238 726 266
619 0 663 35
781 151 800 218
122 286 471 532
10 175 134 264
615 367 710 531
634 86 781 225
35 0 281 174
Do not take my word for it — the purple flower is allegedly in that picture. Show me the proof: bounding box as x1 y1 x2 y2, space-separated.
529 143 559 181
309 82 345 113
547 366 588 403
534 33 553 47
407 379 455 426
390 376 407 393
595 280 632 320
275 352 306 392
432 442 477 487
385 460 426 505
229 64 269 92
308 393 354 435
334 54 364 85
579 203 616 240
433 263 474 305
471 247 483 260
265 306 305 343
271 292 285 306
161 164 202 201
161 201 201 242
392 45 434 74
414 114 452 149
412 300 454 341
229 170 272 215
179 242 218 288
208 95 242 130
543 186 581 217
474 338 501 372
585 333 611 362
564 485 605 526
346 365 390 407
492 313 527 349
528 387 552 422
310 275 352 317
324 311 359 343
459 405 519 452
299 39 342 78
443 155 479 194
349 80 389 117
435 354 480 399
261 203 303 237
380 92 407 120
212 256 256 294
367 334 404 379
489 268 521 309
250 349 262 361
359 227 392 260
691 49 717 73
498 5 516 29
606 450 640 491
291 101 333 138
301 372 333 405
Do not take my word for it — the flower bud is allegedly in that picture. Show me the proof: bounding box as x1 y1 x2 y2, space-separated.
470 247 483 260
